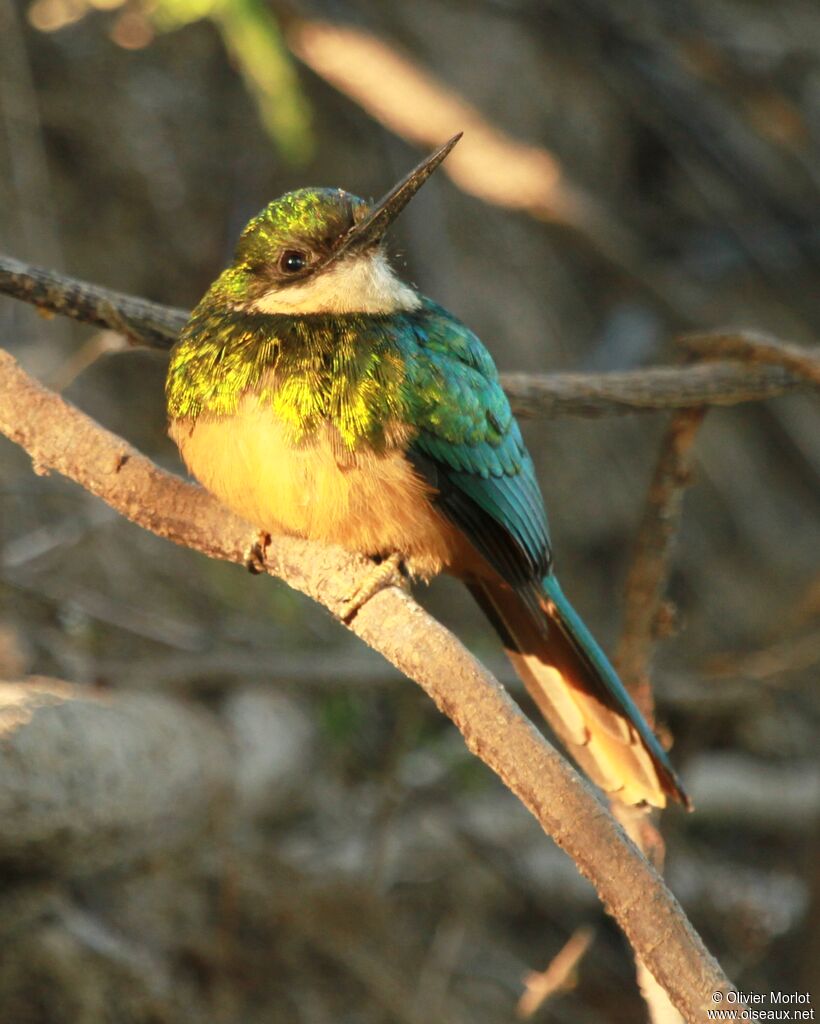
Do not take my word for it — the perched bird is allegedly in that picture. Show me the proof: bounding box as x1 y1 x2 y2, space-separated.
166 134 689 809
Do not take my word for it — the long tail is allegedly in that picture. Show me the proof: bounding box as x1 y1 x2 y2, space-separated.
469 573 689 809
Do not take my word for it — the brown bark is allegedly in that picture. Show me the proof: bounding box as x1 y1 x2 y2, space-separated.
0 344 736 1021
1 254 815 418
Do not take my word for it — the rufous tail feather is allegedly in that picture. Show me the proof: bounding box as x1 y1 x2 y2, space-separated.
469 575 690 809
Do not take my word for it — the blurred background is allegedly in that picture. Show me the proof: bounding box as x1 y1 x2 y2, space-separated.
1 0 819 1020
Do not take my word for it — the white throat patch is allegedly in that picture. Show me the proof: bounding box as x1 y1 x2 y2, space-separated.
249 251 421 315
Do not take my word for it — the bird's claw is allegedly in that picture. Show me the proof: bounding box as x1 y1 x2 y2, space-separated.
338 552 408 624
244 530 271 575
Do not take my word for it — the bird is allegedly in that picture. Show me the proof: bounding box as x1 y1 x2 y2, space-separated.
166 133 689 810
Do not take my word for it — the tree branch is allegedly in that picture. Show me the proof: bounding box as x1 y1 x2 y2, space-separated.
615 407 707 722
681 329 820 387
610 408 707 1024
0 344 734 1020
501 362 806 418
0 253 188 348
1 253 814 417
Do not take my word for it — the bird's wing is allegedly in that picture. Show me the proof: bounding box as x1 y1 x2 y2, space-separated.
402 305 551 590
400 307 689 809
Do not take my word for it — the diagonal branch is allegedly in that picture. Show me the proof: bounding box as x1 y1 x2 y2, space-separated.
0 344 734 1021
0 253 188 348
1 253 815 418
611 408 708 1024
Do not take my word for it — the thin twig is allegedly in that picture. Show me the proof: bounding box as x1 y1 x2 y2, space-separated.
517 925 595 1018
1 255 814 418
0 347 734 1021
615 408 707 723
681 329 820 387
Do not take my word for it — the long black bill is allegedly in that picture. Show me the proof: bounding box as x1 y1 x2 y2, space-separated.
330 132 462 263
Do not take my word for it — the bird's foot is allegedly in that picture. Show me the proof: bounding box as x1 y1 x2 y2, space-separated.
338 552 409 624
244 530 271 575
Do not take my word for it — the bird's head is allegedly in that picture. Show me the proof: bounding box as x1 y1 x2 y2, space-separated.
206 133 461 317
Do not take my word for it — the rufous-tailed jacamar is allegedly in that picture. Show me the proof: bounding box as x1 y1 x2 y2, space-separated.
166 134 688 809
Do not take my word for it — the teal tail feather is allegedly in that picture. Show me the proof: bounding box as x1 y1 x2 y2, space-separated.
470 574 690 809
541 575 690 809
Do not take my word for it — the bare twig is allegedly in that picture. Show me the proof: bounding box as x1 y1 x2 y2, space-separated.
48 330 129 391
0 346 735 1020
517 925 595 1018
501 363 806 419
0 253 188 348
1 255 813 418
681 329 820 386
616 325 820 715
615 408 707 723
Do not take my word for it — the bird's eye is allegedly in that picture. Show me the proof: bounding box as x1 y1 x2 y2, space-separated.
279 249 308 274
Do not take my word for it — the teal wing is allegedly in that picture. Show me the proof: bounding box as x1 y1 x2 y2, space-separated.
398 303 689 807
401 302 551 590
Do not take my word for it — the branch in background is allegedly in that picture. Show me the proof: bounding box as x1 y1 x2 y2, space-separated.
681 329 820 387
1 255 815 417
0 346 735 1020
517 925 595 1018
0 253 187 348
705 626 820 684
615 408 708 723
501 362 807 419
279 15 701 322
282 18 578 223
